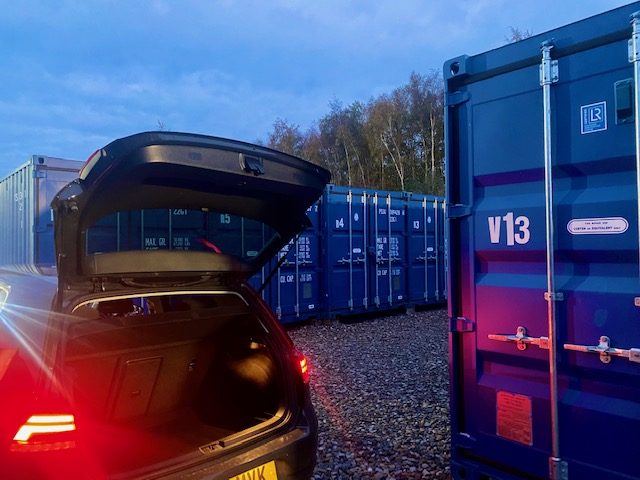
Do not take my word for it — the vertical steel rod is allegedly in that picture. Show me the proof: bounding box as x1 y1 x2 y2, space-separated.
295 236 300 317
374 193 380 306
631 13 640 279
435 199 440 300
540 41 562 474
387 194 392 304
363 193 368 309
348 191 354 310
423 198 428 301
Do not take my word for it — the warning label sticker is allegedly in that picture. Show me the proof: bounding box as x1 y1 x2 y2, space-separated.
496 391 533 446
567 217 628 235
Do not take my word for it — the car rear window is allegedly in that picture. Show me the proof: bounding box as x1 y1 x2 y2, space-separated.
86 209 276 261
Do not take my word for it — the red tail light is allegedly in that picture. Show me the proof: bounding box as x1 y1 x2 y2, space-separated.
11 414 77 451
295 351 310 384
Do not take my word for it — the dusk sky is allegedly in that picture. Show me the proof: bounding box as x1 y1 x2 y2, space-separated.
0 0 634 176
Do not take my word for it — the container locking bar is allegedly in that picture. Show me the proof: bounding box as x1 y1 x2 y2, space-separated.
630 13 640 289
540 40 564 480
564 336 640 364
488 326 549 351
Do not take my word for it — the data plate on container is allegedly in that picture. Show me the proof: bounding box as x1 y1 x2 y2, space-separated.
496 391 533 446
229 460 278 480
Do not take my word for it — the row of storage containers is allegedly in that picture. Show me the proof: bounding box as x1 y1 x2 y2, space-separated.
0 156 446 322
257 185 446 322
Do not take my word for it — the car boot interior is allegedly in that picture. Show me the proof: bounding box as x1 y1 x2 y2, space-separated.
62 293 285 476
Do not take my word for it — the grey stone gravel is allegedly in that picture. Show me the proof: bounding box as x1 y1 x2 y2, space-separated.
288 308 451 480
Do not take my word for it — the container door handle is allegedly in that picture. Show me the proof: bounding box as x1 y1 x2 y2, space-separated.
488 326 549 351
564 336 640 364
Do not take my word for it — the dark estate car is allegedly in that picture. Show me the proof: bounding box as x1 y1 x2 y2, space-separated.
0 132 330 479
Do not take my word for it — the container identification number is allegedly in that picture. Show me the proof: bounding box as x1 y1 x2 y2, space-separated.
488 212 530 246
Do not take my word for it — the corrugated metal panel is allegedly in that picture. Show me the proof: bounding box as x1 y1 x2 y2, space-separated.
445 3 640 479
0 156 82 268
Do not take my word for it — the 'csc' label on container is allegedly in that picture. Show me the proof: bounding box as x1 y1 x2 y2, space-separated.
567 217 628 235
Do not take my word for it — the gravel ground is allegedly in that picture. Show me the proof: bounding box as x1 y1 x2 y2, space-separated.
288 308 451 480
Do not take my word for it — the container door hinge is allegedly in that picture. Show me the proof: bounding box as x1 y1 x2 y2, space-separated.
451 317 475 333
33 169 47 179
445 91 470 107
628 14 640 63
539 43 559 86
447 204 471 219
549 457 568 480
544 291 564 301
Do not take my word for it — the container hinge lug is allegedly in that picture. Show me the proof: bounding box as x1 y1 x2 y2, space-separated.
549 457 568 480
628 16 640 63
447 204 471 219
634 296 640 307
539 42 559 86
445 91 470 107
451 317 475 333
33 169 47 179
544 292 564 301
275 307 282 319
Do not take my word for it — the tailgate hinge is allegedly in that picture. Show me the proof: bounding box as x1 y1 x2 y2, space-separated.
446 91 470 107
447 204 471 219
451 317 475 333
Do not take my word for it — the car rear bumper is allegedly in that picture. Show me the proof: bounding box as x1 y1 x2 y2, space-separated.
155 415 318 480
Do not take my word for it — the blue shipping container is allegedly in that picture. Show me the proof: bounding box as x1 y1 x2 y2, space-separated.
445 4 640 480
0 156 81 270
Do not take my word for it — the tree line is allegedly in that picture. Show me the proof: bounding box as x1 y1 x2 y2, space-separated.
263 71 445 195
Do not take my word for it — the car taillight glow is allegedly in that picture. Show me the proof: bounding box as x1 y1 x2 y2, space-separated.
13 414 76 443
296 352 310 384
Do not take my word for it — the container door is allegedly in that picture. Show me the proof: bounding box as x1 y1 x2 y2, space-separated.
446 5 640 480
551 21 640 480
369 192 406 310
324 187 368 315
407 195 438 305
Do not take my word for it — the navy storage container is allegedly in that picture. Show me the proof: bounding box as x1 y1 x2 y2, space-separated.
0 156 81 270
406 193 445 306
445 4 640 480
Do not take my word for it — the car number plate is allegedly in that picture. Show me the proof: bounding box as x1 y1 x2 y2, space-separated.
229 460 278 480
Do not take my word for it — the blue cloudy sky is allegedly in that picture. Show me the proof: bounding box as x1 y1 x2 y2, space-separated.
0 0 634 176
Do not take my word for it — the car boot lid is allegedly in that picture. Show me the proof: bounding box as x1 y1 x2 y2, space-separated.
51 132 330 301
